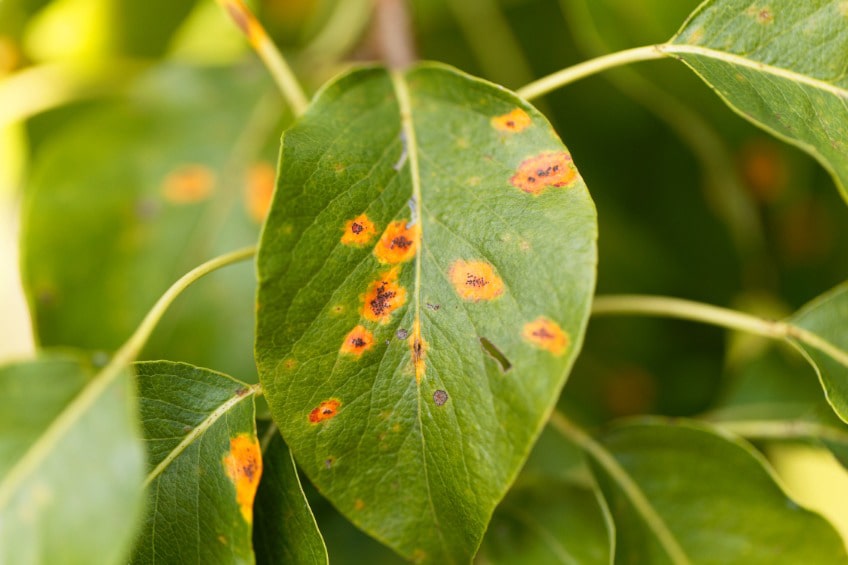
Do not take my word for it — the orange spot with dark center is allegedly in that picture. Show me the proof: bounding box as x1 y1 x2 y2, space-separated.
362 268 407 322
491 108 532 133
309 399 341 424
448 260 504 302
522 317 570 356
341 214 377 246
162 164 216 204
374 220 419 264
409 319 428 382
510 152 576 195
222 434 263 523
340 325 375 356
245 161 275 222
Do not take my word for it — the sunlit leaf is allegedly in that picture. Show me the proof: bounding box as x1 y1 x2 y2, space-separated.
256 63 597 562
131 361 260 564
253 426 328 565
591 419 847 564
0 354 144 564
664 0 848 202
22 64 281 379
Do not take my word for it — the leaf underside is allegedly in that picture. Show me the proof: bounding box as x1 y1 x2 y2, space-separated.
256 63 597 562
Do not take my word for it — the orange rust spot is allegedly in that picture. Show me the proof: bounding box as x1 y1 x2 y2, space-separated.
309 399 341 424
448 260 504 302
340 325 375 356
341 213 377 246
522 317 570 356
362 268 407 322
283 358 297 370
244 161 275 222
374 220 419 264
510 152 576 195
409 319 428 383
222 434 263 524
162 164 216 204
354 499 366 511
491 108 532 133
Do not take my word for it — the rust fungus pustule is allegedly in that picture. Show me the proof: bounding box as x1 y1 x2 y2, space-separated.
222 434 263 524
374 220 419 264
161 164 216 204
510 151 576 195
522 316 570 356
409 319 428 382
340 325 375 356
309 399 341 424
341 213 377 246
491 108 532 133
448 259 504 302
244 161 275 223
362 268 407 322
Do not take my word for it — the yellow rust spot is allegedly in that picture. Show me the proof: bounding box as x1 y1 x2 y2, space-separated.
283 358 297 370
467 176 481 187
341 213 377 246
448 259 504 302
340 325 375 356
309 399 341 424
409 319 428 383
244 161 275 222
161 164 216 204
222 434 263 524
510 151 576 195
374 220 419 264
354 499 366 511
491 108 532 133
362 268 407 322
522 317 570 356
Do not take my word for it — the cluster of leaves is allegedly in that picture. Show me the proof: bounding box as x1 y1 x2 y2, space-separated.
3 0 848 563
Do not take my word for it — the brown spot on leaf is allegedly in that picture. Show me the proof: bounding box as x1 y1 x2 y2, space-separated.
747 5 774 24
374 220 419 264
510 152 576 195
448 260 504 302
283 358 297 370
522 317 570 355
491 108 532 132
340 325 375 356
433 390 448 406
309 399 341 424
409 319 428 382
244 161 275 222
222 434 263 524
341 213 377 246
362 268 407 322
161 164 215 204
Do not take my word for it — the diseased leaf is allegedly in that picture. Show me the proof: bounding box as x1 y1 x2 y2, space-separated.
22 64 281 379
591 419 848 564
663 0 848 202
0 354 145 564
256 63 597 562
131 361 261 564
788 281 848 424
253 426 328 565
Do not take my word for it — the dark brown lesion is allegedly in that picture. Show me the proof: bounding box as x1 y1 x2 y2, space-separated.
532 327 555 340
466 273 488 287
391 235 413 249
433 390 448 406
351 222 364 234
351 337 367 348
370 281 397 317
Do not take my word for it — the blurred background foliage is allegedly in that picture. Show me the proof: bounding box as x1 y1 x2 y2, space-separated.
2 0 847 559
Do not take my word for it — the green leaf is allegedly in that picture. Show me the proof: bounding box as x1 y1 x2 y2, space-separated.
0 353 145 564
591 419 848 564
788 281 848 424
253 426 328 565
22 64 281 379
256 63 597 562
664 0 848 202
131 361 261 564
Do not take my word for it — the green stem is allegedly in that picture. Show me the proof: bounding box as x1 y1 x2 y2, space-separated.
515 45 666 100
549 412 691 565
713 419 848 444
112 245 256 368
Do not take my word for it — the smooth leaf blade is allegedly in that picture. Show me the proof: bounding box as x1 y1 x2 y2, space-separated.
666 0 848 202
592 419 848 564
0 354 145 565
256 63 597 562
131 361 260 564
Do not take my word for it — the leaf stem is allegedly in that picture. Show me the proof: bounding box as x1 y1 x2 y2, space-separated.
217 0 309 116
113 246 256 368
515 45 666 101
549 412 691 565
711 419 848 444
